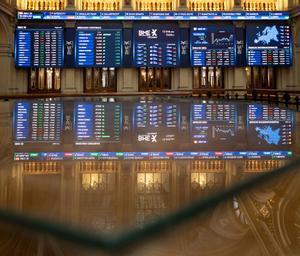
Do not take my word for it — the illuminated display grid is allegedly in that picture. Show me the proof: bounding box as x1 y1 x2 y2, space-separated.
15 27 64 68
76 27 122 67
14 102 62 145
133 24 180 67
246 24 291 66
13 151 293 161
133 103 180 146
13 101 295 159
75 102 122 145
191 104 237 145
190 26 236 66
16 11 290 21
247 104 293 147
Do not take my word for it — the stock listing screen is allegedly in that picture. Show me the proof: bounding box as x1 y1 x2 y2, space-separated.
191 104 244 148
15 26 64 68
133 103 180 149
246 24 291 66
190 26 235 66
14 102 63 146
76 26 122 67
13 100 295 156
74 102 122 145
133 24 179 67
247 104 293 148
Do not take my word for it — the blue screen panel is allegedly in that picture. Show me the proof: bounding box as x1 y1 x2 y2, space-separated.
15 26 64 68
246 24 291 66
191 103 243 147
190 26 235 67
13 101 63 146
74 102 122 145
17 11 290 21
247 104 293 148
133 24 180 67
75 26 122 67
133 103 180 149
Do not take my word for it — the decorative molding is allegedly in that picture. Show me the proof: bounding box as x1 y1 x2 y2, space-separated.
0 2 16 18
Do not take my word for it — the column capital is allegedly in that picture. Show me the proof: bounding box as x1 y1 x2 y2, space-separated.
178 0 188 11
65 0 76 10
233 0 243 11
123 0 133 10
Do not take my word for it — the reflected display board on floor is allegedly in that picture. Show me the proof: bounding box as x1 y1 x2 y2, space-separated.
13 101 63 146
133 103 180 147
74 102 122 145
14 151 293 161
12 99 295 157
247 104 293 148
191 103 241 145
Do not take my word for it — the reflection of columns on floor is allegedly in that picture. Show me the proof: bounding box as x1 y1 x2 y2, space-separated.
225 161 238 188
66 0 75 9
11 164 23 210
59 164 68 221
0 159 11 208
175 161 190 207
71 162 81 224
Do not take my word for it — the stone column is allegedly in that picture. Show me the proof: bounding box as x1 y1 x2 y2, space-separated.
178 0 188 11
233 0 243 10
123 0 133 10
66 0 76 9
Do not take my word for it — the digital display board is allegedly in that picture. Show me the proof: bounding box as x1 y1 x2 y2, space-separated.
133 103 180 148
133 24 179 67
17 11 290 21
74 102 122 145
14 151 293 161
190 26 235 66
76 26 122 67
14 102 62 145
246 24 291 66
247 104 293 148
15 26 64 68
191 104 241 146
13 100 295 157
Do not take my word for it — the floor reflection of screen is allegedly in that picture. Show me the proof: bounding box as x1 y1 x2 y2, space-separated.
75 102 122 145
12 100 294 160
247 104 293 148
133 103 180 149
191 104 243 148
13 101 62 146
